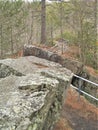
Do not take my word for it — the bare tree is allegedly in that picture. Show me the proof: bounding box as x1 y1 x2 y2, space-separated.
0 24 3 58
10 25 14 55
28 10 34 44
93 0 98 69
41 0 46 44
60 0 63 38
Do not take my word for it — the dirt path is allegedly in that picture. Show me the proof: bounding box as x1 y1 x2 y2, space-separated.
54 87 98 130
62 106 98 130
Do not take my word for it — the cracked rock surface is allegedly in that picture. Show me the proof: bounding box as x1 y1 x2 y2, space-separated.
0 56 72 130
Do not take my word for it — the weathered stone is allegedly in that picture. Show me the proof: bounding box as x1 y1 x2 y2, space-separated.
23 45 83 73
0 56 62 75
0 63 24 78
62 58 83 74
0 56 72 130
23 46 98 104
24 46 98 103
23 45 63 64
23 45 98 105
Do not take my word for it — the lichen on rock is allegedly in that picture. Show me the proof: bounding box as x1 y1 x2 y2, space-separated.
0 63 24 78
0 56 72 130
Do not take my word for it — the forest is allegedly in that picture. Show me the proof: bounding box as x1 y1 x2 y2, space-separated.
0 1 98 130
0 0 97 69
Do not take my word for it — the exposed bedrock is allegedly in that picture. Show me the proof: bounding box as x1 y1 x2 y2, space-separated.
23 45 84 74
23 45 63 67
0 56 72 130
0 63 24 78
23 45 98 103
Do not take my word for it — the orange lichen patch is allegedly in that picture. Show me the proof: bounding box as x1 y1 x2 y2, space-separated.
85 66 98 77
54 118 73 130
64 87 98 120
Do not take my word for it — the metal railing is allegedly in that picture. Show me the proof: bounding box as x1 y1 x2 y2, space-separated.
74 74 98 87
71 74 98 101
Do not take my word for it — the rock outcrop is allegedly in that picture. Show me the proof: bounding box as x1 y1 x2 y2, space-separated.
23 45 63 65
0 63 24 78
23 45 98 104
23 45 83 74
0 56 72 130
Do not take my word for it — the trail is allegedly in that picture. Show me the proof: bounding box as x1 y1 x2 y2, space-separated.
54 87 98 130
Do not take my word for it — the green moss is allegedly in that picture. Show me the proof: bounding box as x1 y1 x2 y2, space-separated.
28 125 33 130
32 124 38 130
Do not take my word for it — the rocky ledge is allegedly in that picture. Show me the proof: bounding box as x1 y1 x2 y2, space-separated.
0 56 72 130
23 45 98 104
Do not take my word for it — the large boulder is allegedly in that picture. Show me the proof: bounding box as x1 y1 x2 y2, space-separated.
23 45 98 104
23 45 83 74
0 56 72 130
23 45 63 65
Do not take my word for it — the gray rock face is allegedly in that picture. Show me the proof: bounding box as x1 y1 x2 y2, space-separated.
23 45 98 105
0 56 72 130
0 63 24 78
23 45 83 73
23 45 63 65
62 58 83 74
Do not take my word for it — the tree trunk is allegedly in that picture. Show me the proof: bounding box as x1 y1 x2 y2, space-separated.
60 0 64 54
41 0 46 44
60 1 63 39
50 18 53 44
93 0 98 69
28 10 34 44
0 24 3 58
11 26 14 55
